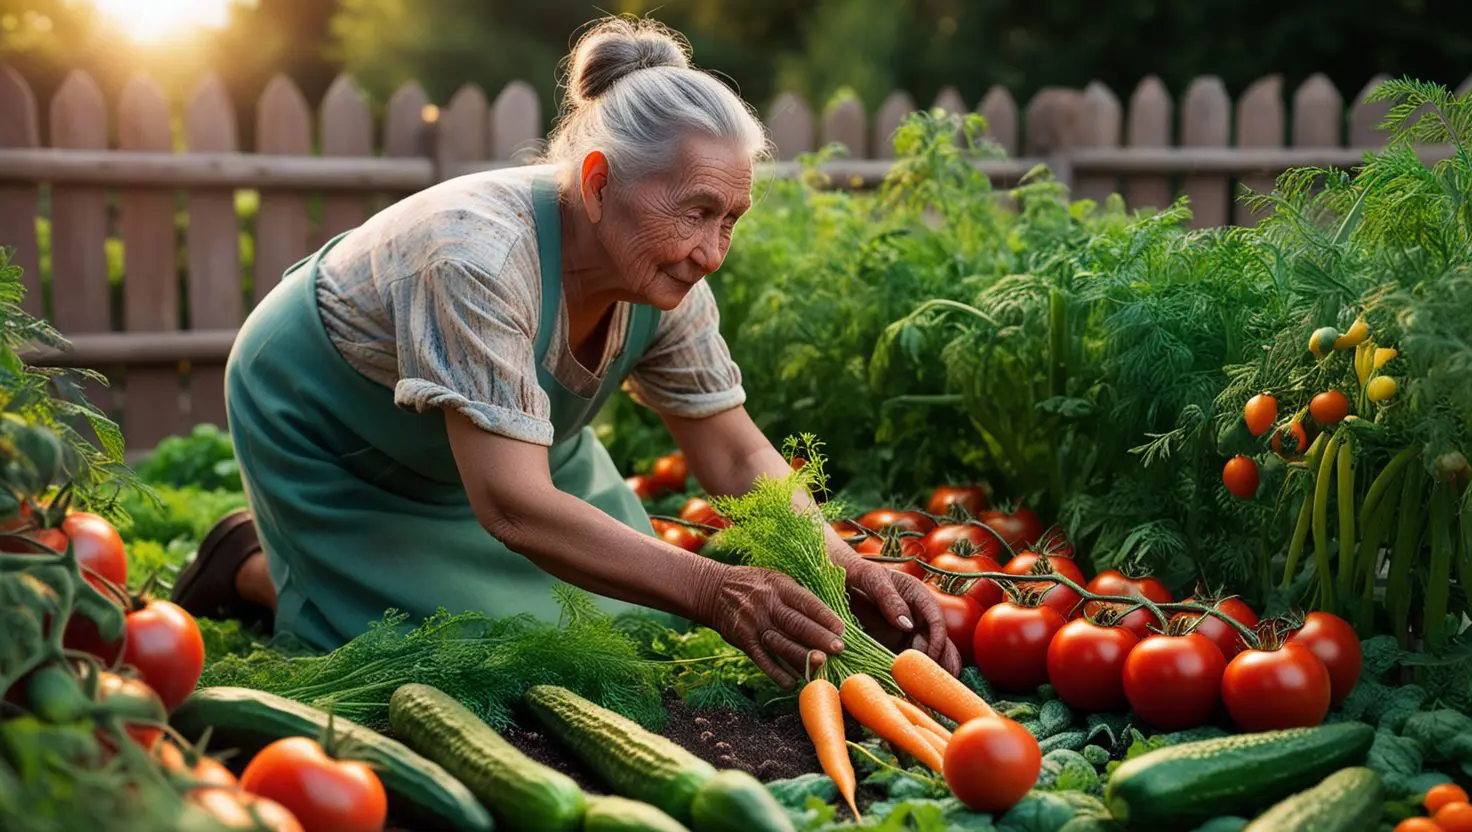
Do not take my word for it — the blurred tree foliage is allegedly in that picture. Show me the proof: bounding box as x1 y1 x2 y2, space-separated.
0 0 1469 145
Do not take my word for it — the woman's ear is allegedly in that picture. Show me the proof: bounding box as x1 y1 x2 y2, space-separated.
580 151 610 223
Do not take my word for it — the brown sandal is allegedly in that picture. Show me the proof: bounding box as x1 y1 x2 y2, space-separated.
171 509 273 632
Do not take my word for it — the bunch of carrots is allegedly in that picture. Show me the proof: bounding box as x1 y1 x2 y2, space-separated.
798 648 1043 819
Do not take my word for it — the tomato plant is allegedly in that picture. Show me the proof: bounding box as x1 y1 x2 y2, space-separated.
942 716 1041 814
240 736 388 832
1285 611 1363 706
1271 421 1310 459
972 602 1067 693
926 485 989 519
921 522 1005 562
1046 618 1140 712
1244 393 1277 436
1122 632 1227 730
926 586 984 665
1085 568 1173 605
1220 641 1332 731
1001 551 1085 585
856 508 936 536
978 507 1044 552
1309 390 1350 425
121 599 206 712
1223 455 1259 499
650 452 689 492
1173 596 1259 661
679 497 730 530
1081 602 1158 641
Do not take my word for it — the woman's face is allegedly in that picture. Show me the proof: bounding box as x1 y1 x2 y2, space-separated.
594 135 753 310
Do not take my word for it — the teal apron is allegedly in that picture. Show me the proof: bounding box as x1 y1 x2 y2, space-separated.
223 172 664 652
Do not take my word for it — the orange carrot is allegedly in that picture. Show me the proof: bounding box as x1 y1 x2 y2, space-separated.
915 724 949 756
892 696 952 740
799 679 861 820
838 674 945 773
892 648 996 724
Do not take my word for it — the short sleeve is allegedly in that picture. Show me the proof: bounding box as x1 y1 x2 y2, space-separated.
623 281 746 418
388 253 556 446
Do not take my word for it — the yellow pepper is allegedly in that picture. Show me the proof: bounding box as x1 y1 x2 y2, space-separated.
1374 347 1398 369
1334 317 1370 349
1367 376 1398 402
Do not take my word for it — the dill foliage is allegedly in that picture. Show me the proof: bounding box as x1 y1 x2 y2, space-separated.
706 435 899 690
197 584 668 732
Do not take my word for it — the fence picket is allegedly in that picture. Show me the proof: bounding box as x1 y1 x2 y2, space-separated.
253 74 311 304
441 83 489 167
185 73 242 431
1233 75 1284 225
1075 81 1122 206
767 91 814 160
1181 75 1231 228
1125 76 1173 213
873 90 915 159
933 86 967 116
0 65 41 317
118 74 187 447
1350 74 1393 147
320 74 375 243
491 81 540 163
1293 73 1343 148
978 85 1018 156
822 96 867 161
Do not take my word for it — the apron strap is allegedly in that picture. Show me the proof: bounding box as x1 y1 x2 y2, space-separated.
530 172 563 358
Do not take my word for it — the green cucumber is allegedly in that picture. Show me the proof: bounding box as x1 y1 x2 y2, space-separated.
524 685 716 824
690 769 796 832
582 795 692 832
390 683 584 832
1104 722 1374 830
1242 767 1383 832
170 686 492 832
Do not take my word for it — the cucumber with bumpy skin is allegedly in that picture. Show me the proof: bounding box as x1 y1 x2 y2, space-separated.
524 685 716 824
390 683 584 832
1104 722 1374 830
171 686 492 832
582 795 692 832
1241 767 1383 832
690 770 796 832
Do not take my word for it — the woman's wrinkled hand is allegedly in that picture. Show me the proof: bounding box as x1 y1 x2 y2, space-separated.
838 555 963 678
698 564 849 689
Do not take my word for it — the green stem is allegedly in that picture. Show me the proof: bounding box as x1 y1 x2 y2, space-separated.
1356 470 1401 638
1423 484 1455 654
1360 446 1420 532
1281 481 1316 589
1336 434 1357 606
845 740 941 788
1312 430 1341 615
1387 471 1424 651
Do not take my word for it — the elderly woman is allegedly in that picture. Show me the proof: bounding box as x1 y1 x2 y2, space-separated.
172 17 961 687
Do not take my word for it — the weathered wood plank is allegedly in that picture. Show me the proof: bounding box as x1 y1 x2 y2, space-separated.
1124 76 1173 213
253 74 312 305
1233 75 1284 225
1180 75 1231 228
767 91 814 161
872 90 915 159
0 64 41 317
1074 81 1122 207
320 74 374 242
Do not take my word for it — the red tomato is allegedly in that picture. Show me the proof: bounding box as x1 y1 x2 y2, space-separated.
1001 551 1086 584
979 507 1045 553
1427 784 1472 815
1271 421 1310 459
1221 641 1332 731
1081 602 1159 641
650 453 689 492
856 508 936 536
942 716 1041 814
1223 455 1260 499
95 671 167 752
1085 569 1174 605
926 485 989 519
240 737 388 832
854 532 927 561
1003 552 1086 619
1434 802 1472 832
921 522 1006 562
1122 633 1227 730
1244 393 1278 437
679 497 731 530
927 551 1004 609
24 512 129 588
625 475 662 500
832 519 865 539
658 523 706 553
1286 611 1363 707
1046 618 1140 712
156 740 239 788
1173 596 1260 660
1034 525 1074 558
1394 819 1449 832
121 600 205 712
1310 390 1351 426
973 603 1067 693
1032 582 1085 621
926 586 984 666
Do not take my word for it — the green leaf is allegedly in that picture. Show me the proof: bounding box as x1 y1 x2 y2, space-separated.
996 792 1081 832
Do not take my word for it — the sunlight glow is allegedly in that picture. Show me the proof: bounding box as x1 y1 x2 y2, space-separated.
84 0 238 44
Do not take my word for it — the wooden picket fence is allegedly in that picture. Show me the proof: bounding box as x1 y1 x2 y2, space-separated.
0 64 1468 454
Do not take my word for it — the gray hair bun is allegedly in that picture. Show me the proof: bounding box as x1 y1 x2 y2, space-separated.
568 18 691 106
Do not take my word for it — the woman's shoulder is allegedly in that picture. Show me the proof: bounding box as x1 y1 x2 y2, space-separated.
330 164 557 282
